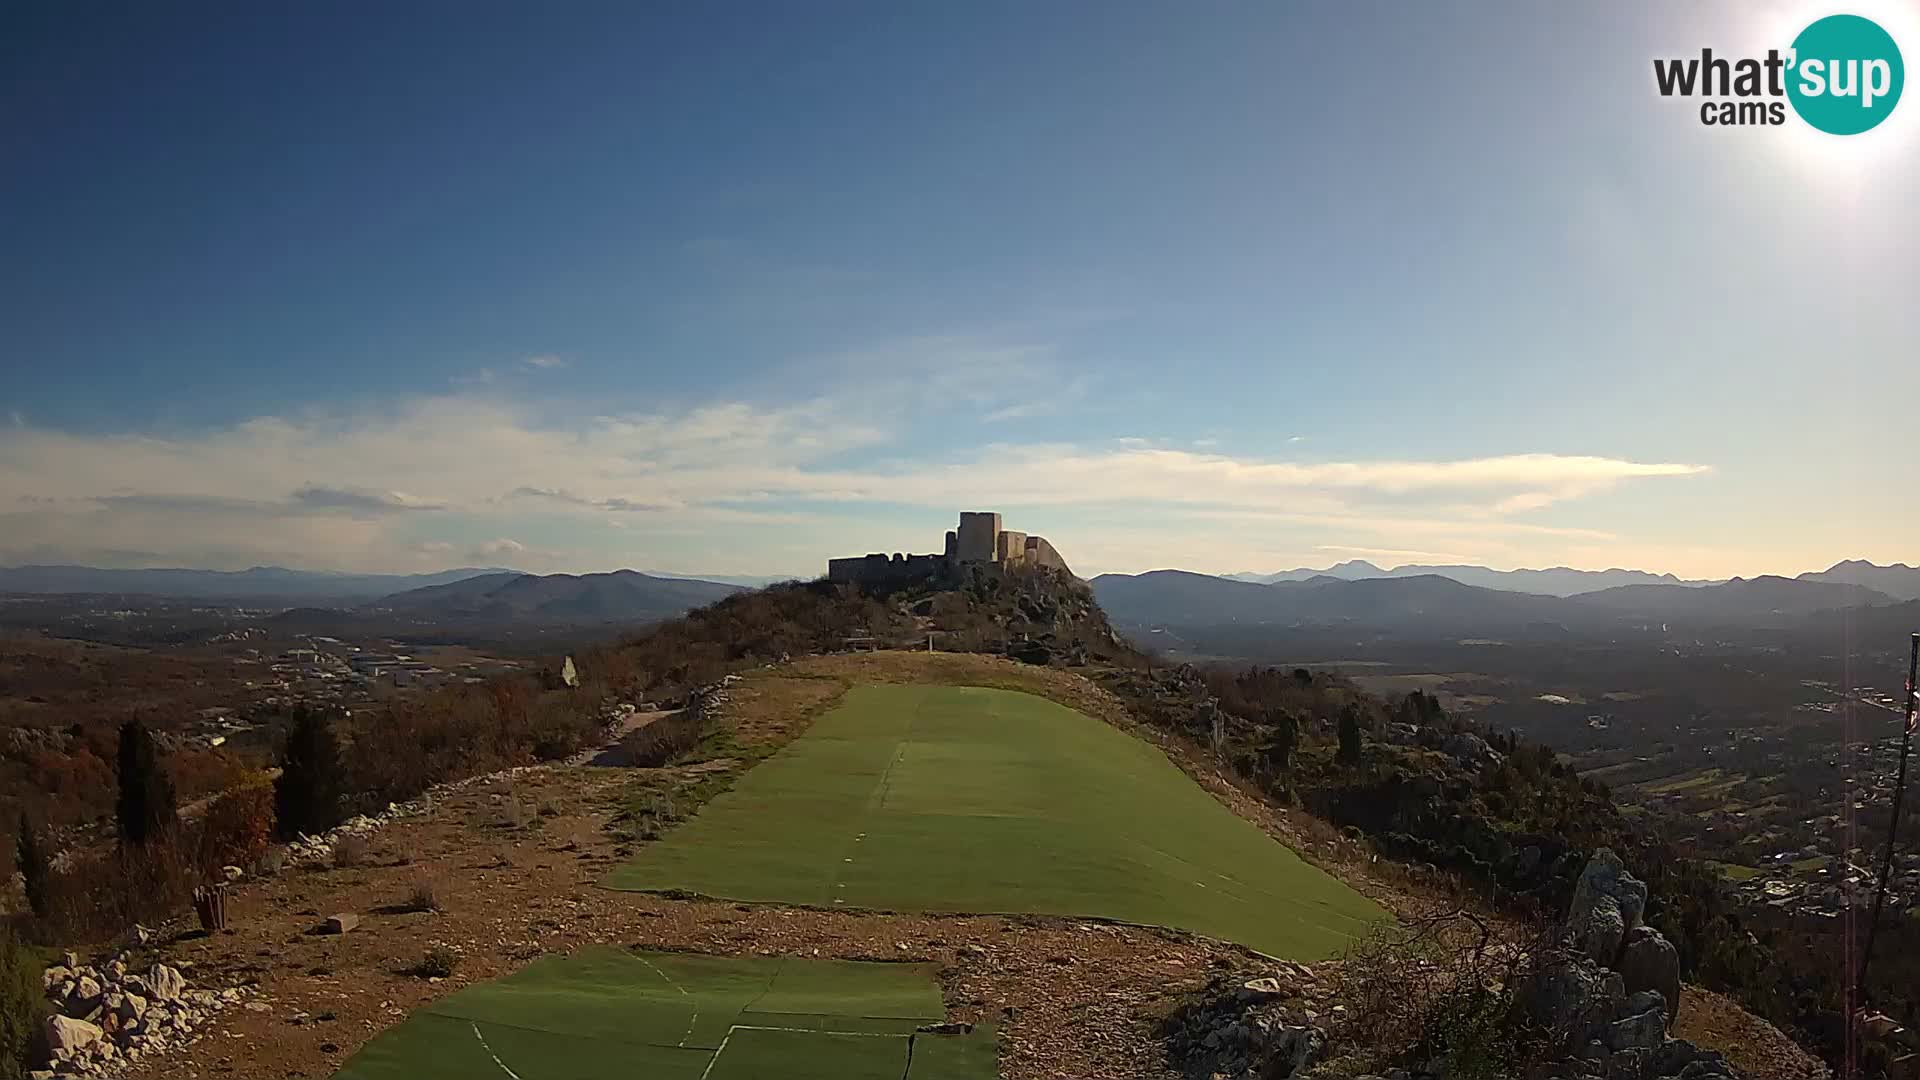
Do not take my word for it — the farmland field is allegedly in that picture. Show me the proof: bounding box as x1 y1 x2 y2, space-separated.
607 683 1387 959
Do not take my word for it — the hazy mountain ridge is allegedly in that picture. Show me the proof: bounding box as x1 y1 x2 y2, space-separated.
370 569 742 622
1093 565 1900 631
1225 559 1716 596
1569 575 1895 618
1092 569 1568 630
1797 559 1920 601
0 564 512 601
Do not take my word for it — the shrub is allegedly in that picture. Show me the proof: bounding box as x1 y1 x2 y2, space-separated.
403 882 439 913
39 840 197 944
331 835 370 869
197 774 275 873
621 711 709 767
1331 910 1552 1080
116 720 178 848
415 944 459 978
276 707 347 839
0 932 45 1080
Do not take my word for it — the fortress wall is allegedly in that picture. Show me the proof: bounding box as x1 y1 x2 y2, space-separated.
957 512 1002 563
828 512 1069 583
996 530 1028 564
828 554 891 583
1024 535 1069 574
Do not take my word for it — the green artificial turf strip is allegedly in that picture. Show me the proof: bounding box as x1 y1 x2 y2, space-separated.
332 949 995 1080
607 684 1388 958
736 1011 925 1035
704 1028 909 1080
907 1025 1001 1080
331 1013 713 1080
755 957 946 1019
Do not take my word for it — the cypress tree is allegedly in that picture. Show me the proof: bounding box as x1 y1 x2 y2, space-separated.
275 707 346 839
115 720 178 847
1337 704 1363 765
13 813 49 920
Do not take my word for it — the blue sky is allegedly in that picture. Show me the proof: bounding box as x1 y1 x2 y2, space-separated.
2 1 1915 579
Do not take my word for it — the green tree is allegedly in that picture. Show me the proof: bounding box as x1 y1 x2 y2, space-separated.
0 932 44 1079
115 720 177 848
1337 705 1363 765
13 813 48 920
1258 715 1299 776
276 706 347 839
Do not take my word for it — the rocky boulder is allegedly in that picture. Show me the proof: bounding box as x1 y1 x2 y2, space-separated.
1522 956 1624 1040
146 964 185 1003
1618 925 1682 1024
44 1015 102 1054
1565 848 1646 966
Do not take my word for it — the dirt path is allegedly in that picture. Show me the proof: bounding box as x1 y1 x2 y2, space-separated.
562 708 677 767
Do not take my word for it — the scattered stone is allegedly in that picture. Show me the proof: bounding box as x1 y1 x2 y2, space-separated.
321 913 360 935
44 1015 102 1054
147 964 186 1003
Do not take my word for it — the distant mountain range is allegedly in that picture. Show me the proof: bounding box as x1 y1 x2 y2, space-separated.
0 564 512 601
1797 560 1920 601
1092 565 1905 633
1224 560 1714 597
371 570 742 622
1223 558 1920 601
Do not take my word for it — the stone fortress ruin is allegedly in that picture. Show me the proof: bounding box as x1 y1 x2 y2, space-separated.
827 511 1071 585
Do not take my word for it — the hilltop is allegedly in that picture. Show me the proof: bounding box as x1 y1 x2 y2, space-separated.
4 565 1841 1080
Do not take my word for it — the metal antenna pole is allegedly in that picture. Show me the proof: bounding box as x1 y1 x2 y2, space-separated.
1857 633 1920 1011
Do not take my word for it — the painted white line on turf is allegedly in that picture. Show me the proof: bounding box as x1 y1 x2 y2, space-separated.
471 1022 525 1080
636 954 702 1046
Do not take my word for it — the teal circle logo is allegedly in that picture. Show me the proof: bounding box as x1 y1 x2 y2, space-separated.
1787 14 1904 134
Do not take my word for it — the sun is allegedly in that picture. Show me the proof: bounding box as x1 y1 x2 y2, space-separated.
1758 0 1920 179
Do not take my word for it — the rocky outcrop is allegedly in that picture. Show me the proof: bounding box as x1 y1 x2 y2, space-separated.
39 954 252 1078
1162 962 1339 1079
1618 925 1681 1021
1565 848 1647 970
1516 850 1733 1080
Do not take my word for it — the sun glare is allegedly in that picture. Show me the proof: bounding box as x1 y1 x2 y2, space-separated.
1761 0 1919 178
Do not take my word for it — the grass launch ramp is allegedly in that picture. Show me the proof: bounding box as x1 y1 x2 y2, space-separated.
608 683 1386 959
331 947 995 1080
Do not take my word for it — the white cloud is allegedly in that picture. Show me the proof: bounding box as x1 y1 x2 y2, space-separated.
524 355 568 370
0 389 1713 573
471 538 527 559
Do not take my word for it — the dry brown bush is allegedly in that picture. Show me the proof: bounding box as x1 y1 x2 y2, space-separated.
621 710 708 767
194 772 275 873
1330 909 1561 1080
37 840 199 944
331 834 370 869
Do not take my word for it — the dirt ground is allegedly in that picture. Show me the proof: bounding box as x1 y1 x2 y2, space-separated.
114 651 1819 1080
1675 986 1831 1080
117 762 1246 1080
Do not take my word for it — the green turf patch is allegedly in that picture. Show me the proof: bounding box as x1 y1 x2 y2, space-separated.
608 684 1387 958
704 1028 908 1080
909 1024 1002 1080
330 948 988 1080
